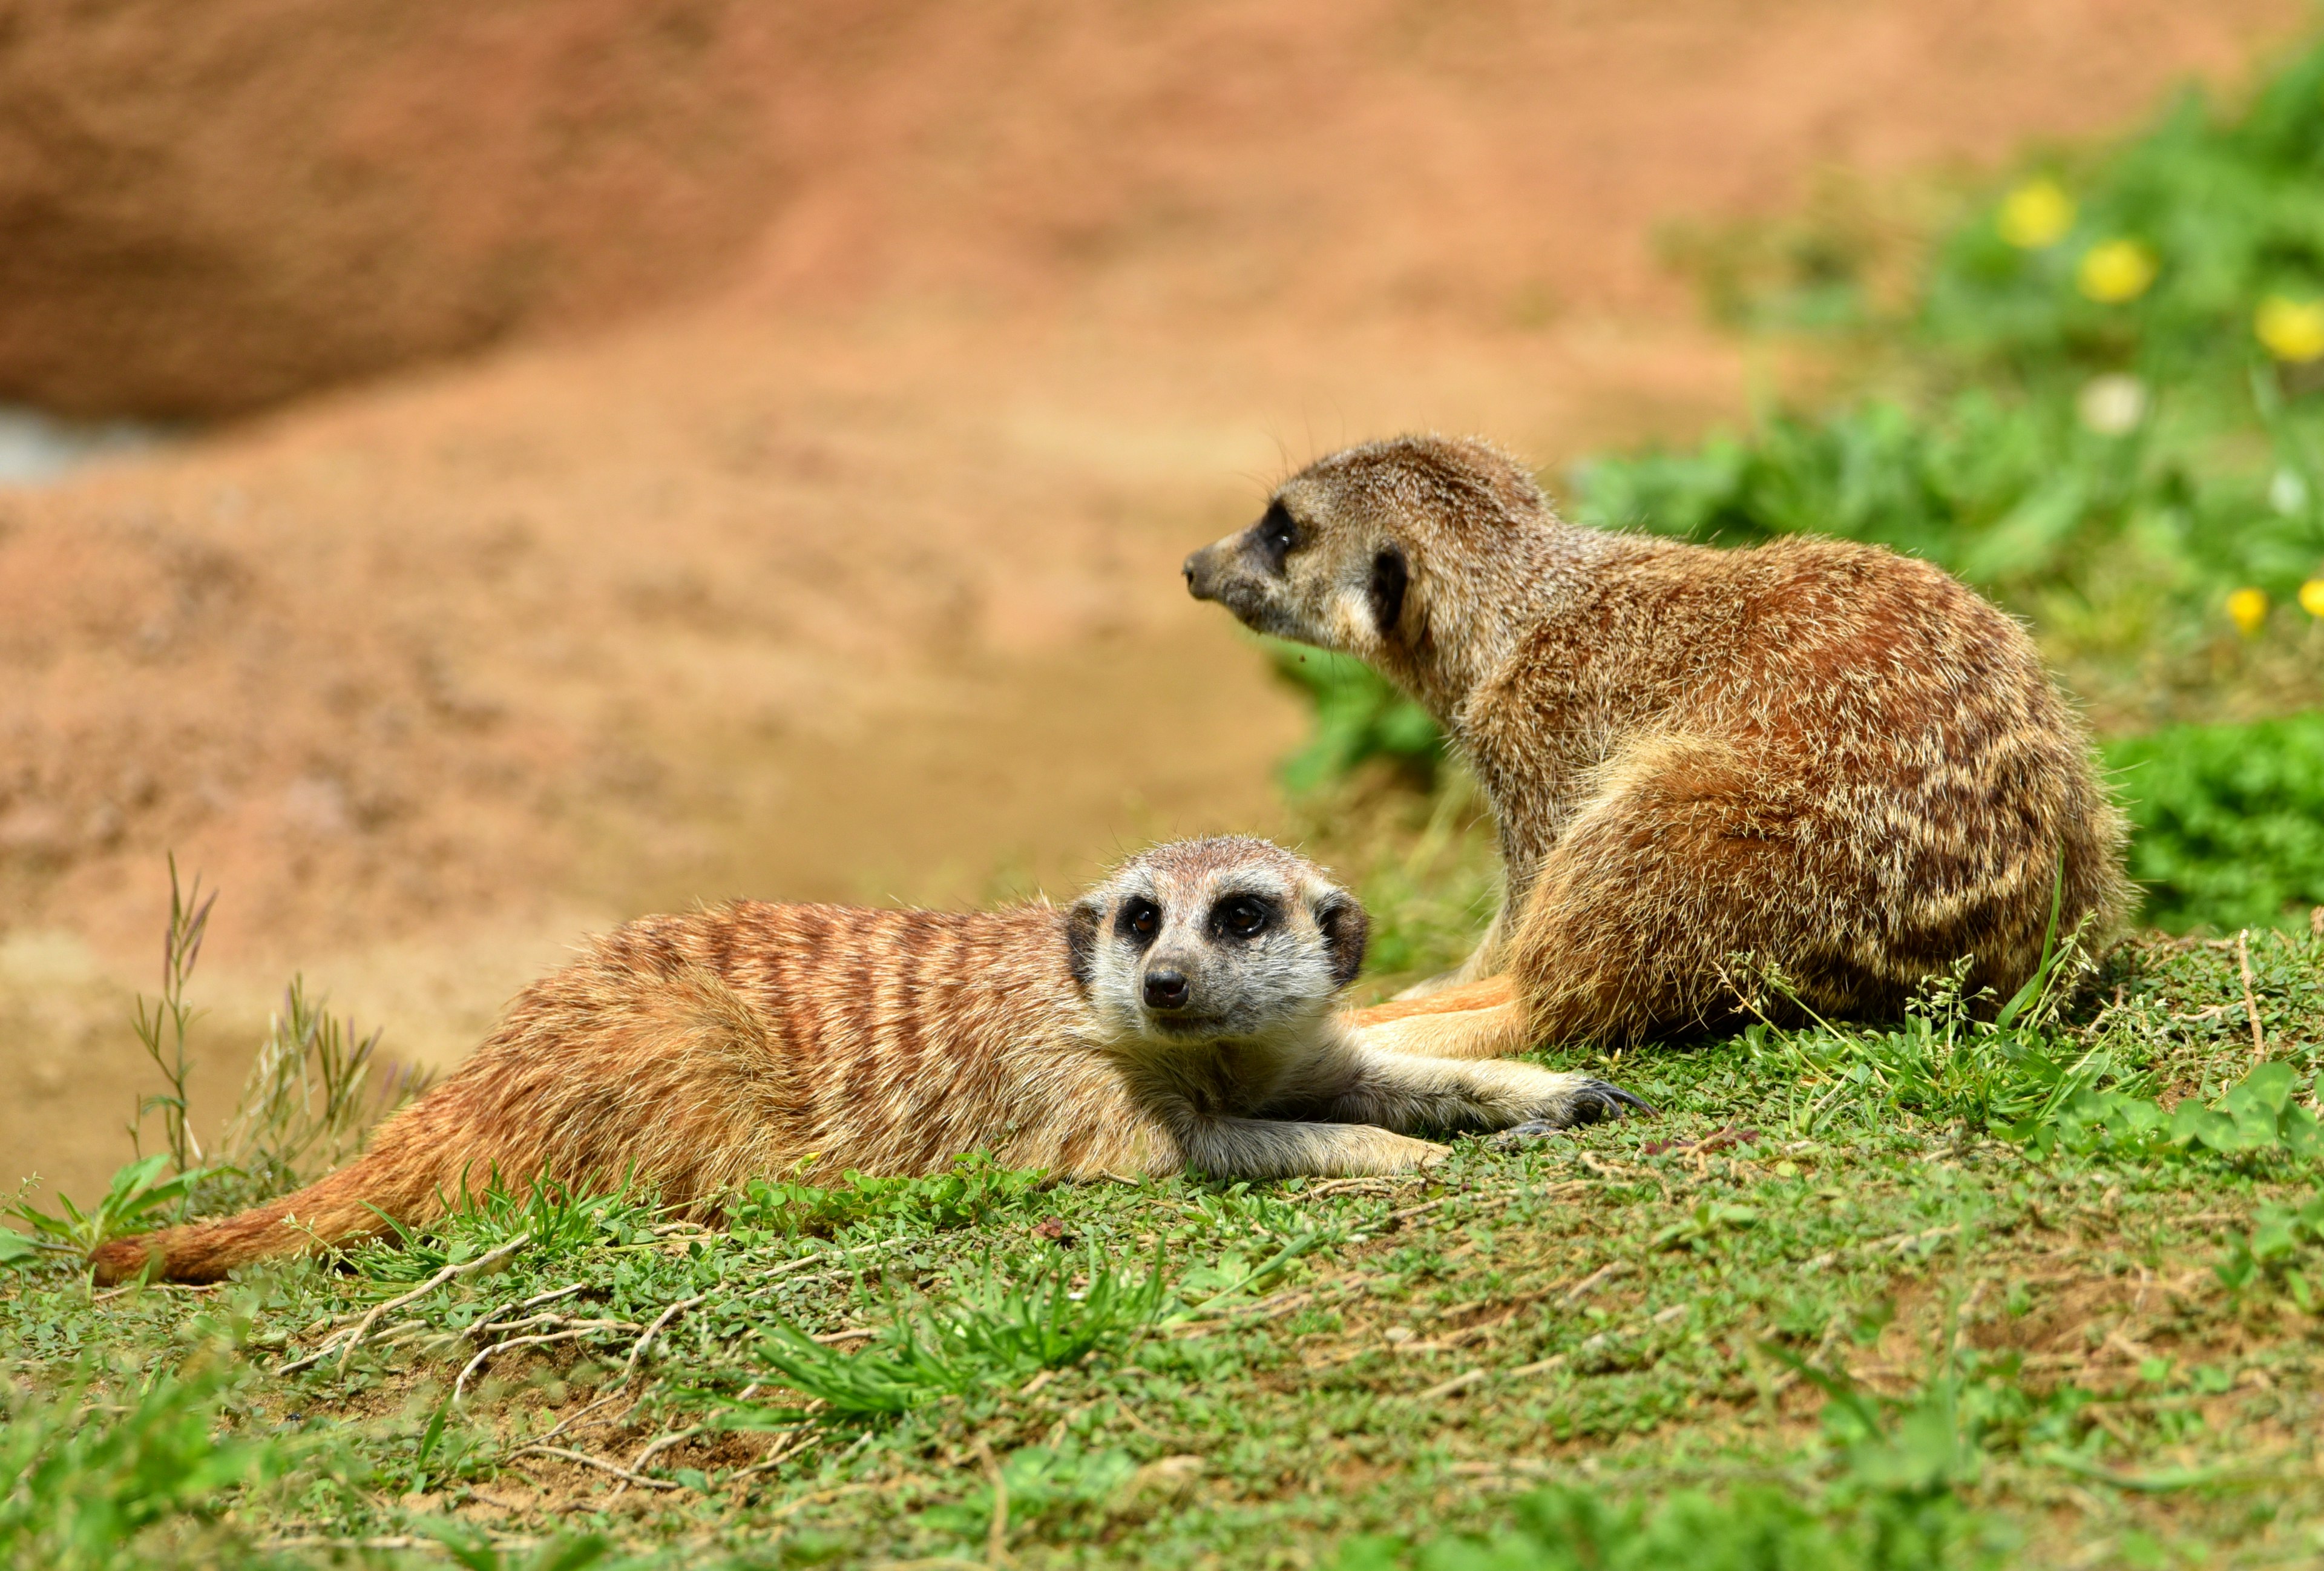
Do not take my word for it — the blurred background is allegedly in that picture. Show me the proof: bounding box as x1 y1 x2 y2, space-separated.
4 0 2320 1201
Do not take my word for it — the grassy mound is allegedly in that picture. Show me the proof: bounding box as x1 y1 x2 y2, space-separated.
2 788 2320 1568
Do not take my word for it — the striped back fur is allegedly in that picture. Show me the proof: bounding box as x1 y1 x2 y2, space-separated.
88 841 1355 1285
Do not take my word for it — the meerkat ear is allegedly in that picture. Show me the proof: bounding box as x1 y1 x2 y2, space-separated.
1312 891 1369 990
1065 895 1106 992
1367 545 1408 637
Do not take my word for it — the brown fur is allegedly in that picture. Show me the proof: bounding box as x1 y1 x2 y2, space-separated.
1185 434 2130 1056
90 837 1645 1284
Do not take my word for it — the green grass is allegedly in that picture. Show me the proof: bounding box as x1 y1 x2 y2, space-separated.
1 1354 285 1570
1570 31 2324 736
5 786 2322 1569
15 25 2324 1571
1264 641 1443 796
2107 713 2324 933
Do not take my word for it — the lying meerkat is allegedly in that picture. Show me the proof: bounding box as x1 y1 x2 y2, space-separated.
1185 435 2129 1058
90 837 1646 1285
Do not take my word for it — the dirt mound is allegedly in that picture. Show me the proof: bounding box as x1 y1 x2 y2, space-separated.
3 1 2308 1202
0 0 821 415
4 1 2301 417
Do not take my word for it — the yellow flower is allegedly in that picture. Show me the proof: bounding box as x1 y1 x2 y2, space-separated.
2227 587 2270 635
1998 179 2075 249
2300 578 2324 619
2255 295 2324 363
2076 240 2156 303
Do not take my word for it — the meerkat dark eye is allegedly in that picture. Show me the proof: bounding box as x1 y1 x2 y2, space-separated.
1118 896 1161 946
1250 501 1300 574
1210 895 1275 941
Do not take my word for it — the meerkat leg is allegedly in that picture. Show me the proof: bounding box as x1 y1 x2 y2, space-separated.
1505 737 1836 1046
1342 976 1517 1030
1173 1115 1448 1180
1359 740 1831 1059
1307 1046 1651 1134
1344 978 1527 1063
1347 996 1535 1060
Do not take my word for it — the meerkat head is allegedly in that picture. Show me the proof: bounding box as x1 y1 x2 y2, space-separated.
1065 837 1367 1048
1182 434 1551 703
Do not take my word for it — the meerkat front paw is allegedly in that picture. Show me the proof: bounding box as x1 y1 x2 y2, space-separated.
1503 1077 1656 1138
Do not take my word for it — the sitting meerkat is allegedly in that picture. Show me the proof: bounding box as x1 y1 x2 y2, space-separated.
1184 435 2129 1059
90 837 1646 1285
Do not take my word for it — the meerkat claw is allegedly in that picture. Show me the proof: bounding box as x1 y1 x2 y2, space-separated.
1483 1119 1565 1150
1572 1080 1657 1121
1491 1081 1655 1143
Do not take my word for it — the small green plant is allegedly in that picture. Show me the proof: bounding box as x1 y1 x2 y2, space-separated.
128 855 217 1178
2 866 418 1271
1264 637 1440 792
2159 1059 2324 1156
0 1358 281 1570
219 976 403 1197
1336 1481 1989 1571
2105 713 2324 932
2018 1058 2323 1161
2 1155 217 1269
729 1152 1048 1239
745 1246 1166 1417
1771 1344 1986 1502
2214 1193 2324 1310
347 1175 657 1283
412 1524 615 1571
1733 903 2125 1141
920 1442 1143 1553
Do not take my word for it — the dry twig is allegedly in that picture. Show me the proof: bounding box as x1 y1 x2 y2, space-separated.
470 1281 586 1334
605 1423 711 1499
508 1443 685 1491
1557 1260 1629 1307
2237 929 2267 1061
454 1321 642 1403
1416 1368 1487 1401
620 1294 707 1380
527 1390 628 1447
974 1435 1011 1566
730 1426 821 1482
278 1236 531 1375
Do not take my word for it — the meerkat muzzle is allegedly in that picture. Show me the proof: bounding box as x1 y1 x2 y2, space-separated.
1143 969 1190 1009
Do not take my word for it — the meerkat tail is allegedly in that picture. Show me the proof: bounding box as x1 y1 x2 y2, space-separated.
87 1145 453 1286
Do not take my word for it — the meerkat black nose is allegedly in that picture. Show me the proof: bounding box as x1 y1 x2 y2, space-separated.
1143 969 1190 1009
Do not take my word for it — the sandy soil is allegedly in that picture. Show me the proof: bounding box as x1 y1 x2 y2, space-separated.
2 0 2307 1201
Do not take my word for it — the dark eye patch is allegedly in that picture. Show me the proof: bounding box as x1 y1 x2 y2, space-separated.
1209 894 1276 941
1250 501 1300 574
1118 895 1161 947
